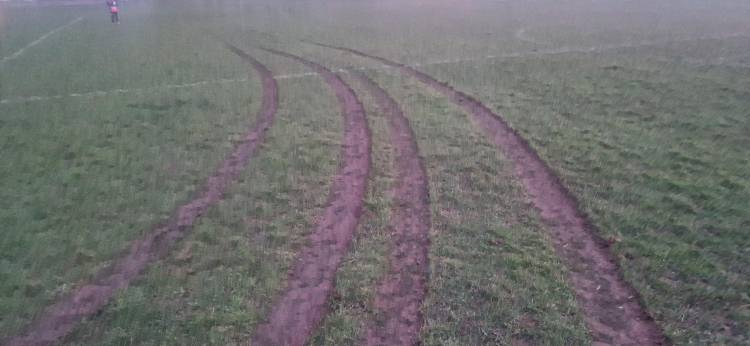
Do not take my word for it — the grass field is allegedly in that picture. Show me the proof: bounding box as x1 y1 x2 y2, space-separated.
1 0 749 345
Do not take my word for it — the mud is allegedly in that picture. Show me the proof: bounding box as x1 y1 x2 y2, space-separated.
4 46 278 346
348 70 431 346
251 48 371 346
315 43 667 345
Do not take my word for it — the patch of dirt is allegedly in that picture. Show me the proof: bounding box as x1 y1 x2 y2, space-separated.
315 43 667 345
250 48 371 346
348 70 431 346
174 241 194 263
4 45 279 346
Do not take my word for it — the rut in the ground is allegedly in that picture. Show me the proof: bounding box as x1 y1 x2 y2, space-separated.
4 46 279 346
252 48 371 346
348 70 431 346
314 42 667 346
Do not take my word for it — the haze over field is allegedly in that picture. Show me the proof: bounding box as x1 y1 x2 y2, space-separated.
1 0 749 345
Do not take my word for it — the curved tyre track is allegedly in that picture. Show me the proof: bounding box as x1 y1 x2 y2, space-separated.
348 71 431 346
315 43 666 346
252 48 371 346
5 47 278 346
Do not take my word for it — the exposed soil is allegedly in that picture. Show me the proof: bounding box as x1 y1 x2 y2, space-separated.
315 43 667 345
252 48 371 346
348 70 431 346
4 45 279 346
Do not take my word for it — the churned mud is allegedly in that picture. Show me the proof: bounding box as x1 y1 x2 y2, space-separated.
348 70 431 346
4 46 278 346
251 48 371 346
315 42 666 345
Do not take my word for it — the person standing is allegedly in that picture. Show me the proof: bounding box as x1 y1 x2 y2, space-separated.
106 0 120 24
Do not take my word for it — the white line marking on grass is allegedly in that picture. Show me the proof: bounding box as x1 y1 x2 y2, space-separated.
0 73 331 105
0 78 249 105
412 32 750 68
0 16 83 66
514 28 549 46
275 71 319 79
3 32 747 106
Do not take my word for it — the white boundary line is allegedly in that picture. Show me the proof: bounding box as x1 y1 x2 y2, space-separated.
0 78 249 105
2 32 748 106
0 72 342 105
411 32 750 68
0 16 84 66
0 73 327 105
514 28 549 46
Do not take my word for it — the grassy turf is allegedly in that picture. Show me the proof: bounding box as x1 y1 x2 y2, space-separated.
376 72 589 345
418 44 750 344
1 3 246 99
65 66 342 345
0 6 85 59
2 0 749 344
0 81 260 337
1 3 260 337
289 52 592 343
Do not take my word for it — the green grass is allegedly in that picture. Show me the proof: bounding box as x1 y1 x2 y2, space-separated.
65 71 342 345
307 68 590 344
0 6 84 58
0 81 260 337
1 3 261 336
2 0 749 344
417 45 750 344
377 73 589 345
1 3 247 99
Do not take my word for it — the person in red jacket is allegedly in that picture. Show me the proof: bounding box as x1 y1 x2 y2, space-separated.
106 0 120 24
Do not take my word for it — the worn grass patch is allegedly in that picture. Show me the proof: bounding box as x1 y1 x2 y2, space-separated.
307 71 394 345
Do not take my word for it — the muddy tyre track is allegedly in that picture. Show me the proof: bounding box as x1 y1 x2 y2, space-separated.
251 48 371 346
348 71 431 346
4 46 279 346
314 43 666 345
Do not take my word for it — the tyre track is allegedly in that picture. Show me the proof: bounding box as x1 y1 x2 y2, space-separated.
4 46 278 346
251 48 371 346
314 43 666 345
348 71 431 346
